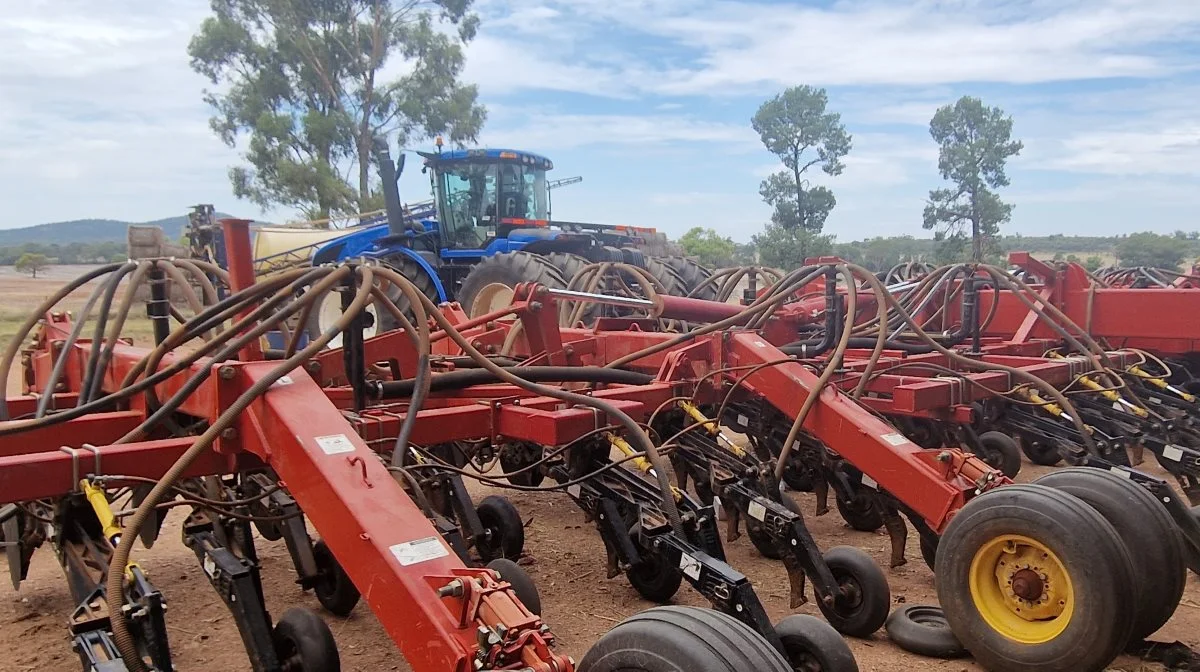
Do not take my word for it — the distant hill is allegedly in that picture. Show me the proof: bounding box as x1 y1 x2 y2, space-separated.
0 216 197 245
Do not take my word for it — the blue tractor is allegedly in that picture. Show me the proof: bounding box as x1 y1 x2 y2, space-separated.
298 141 710 336
186 141 713 340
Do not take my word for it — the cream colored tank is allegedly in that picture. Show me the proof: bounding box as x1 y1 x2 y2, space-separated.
252 226 347 272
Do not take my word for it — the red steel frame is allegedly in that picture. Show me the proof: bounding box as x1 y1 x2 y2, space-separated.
8 235 1166 670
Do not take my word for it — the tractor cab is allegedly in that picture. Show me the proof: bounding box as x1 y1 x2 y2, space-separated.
419 148 553 251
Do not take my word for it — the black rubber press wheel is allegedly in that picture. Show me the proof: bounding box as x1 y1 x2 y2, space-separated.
475 495 525 561
814 546 890 638
488 557 542 615
578 605 792 672
974 431 1022 479
273 607 340 672
311 540 361 617
1021 439 1063 466
776 614 860 671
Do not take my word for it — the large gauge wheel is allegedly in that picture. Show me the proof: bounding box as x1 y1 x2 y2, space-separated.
661 256 717 301
458 252 567 319
578 606 792 672
936 483 1135 672
309 254 439 348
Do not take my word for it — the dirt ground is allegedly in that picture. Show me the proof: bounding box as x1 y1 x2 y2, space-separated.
0 267 1195 671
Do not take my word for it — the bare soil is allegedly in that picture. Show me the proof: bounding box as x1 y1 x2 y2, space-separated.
0 268 1195 671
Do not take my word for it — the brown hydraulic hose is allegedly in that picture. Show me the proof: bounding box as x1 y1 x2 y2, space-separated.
82 261 155 404
773 265 858 480
105 267 375 670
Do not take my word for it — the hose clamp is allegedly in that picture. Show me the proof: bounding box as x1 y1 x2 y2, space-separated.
80 444 102 479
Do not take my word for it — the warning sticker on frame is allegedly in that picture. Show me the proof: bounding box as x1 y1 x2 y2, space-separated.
390 537 450 566
880 433 909 446
679 552 702 581
315 434 356 455
748 500 767 521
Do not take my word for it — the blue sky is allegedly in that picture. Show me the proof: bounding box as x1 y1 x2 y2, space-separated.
1 0 1198 243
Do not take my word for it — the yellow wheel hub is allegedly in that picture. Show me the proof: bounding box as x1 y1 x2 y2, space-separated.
969 534 1073 644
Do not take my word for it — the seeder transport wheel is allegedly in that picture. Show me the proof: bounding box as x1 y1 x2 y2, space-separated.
974 431 1022 479
936 483 1136 672
1035 467 1186 640
578 605 793 672
775 614 860 672
474 495 525 561
814 546 890 638
312 539 361 617
273 607 340 672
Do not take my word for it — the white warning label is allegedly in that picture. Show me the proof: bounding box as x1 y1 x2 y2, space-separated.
315 434 356 455
390 537 450 566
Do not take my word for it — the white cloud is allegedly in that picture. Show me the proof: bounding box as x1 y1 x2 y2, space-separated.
1046 126 1200 176
480 113 755 149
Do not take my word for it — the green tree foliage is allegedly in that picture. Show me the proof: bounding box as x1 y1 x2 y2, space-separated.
15 253 50 278
923 96 1023 262
752 224 833 270
1116 232 1186 269
189 0 486 220
678 227 737 267
752 86 851 259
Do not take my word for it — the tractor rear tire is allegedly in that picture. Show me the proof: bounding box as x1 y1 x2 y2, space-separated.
544 252 591 286
642 257 689 297
1034 467 1186 640
578 605 792 672
661 257 717 301
457 252 567 319
935 483 1135 672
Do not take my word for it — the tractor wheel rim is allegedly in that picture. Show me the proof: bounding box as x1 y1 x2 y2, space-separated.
470 282 516 319
969 534 1073 644
317 292 378 348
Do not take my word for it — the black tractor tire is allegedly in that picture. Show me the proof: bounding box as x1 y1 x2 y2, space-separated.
578 605 792 672
661 257 717 301
1034 467 1186 640
487 557 542 615
544 251 591 286
775 614 860 672
457 252 566 318
814 546 890 638
935 483 1136 672
884 605 967 659
642 256 689 297
974 431 1022 479
311 540 361 617
1021 439 1063 466
272 607 340 672
474 495 525 561
835 491 884 532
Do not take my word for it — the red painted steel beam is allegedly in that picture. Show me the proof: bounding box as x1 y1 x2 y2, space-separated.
0 411 145 458
723 332 1000 532
227 362 556 671
0 438 232 503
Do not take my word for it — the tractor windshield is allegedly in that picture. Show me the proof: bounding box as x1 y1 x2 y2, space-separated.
437 161 548 248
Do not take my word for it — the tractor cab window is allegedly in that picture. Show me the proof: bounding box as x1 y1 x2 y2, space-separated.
438 163 497 248
436 159 551 249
